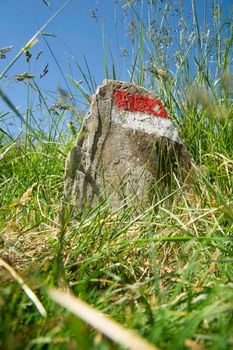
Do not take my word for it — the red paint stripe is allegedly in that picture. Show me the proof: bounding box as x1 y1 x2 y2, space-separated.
114 89 170 119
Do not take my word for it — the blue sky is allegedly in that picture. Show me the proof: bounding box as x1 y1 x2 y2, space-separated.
0 0 232 133
1 1 121 116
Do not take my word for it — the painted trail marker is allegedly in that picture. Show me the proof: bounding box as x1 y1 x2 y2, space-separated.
112 89 182 143
64 80 192 209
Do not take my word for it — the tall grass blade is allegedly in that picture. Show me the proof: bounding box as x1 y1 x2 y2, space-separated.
73 59 92 94
0 87 42 140
42 34 78 112
84 55 96 93
102 24 109 79
0 258 47 317
68 76 91 104
192 0 202 53
130 48 140 83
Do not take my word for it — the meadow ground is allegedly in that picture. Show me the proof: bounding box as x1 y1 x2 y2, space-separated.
0 1 232 349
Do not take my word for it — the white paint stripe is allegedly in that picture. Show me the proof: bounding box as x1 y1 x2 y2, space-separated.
111 106 183 144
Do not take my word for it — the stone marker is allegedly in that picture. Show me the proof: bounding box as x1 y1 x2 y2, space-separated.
64 80 192 209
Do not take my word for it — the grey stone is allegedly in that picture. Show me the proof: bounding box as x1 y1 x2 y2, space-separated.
64 80 192 209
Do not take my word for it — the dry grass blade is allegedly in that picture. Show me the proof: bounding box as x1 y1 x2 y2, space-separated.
184 206 223 228
19 183 37 207
0 258 47 317
48 288 160 350
185 339 205 350
160 207 188 232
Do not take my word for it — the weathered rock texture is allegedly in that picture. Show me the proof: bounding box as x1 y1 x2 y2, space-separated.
64 80 192 209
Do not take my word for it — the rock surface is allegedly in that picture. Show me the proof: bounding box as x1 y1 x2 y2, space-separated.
64 80 192 209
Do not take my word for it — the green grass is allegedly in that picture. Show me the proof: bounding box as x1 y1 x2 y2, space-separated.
0 1 232 349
